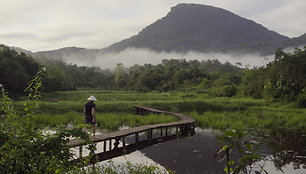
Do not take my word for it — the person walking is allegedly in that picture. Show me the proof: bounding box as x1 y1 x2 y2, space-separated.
83 95 97 137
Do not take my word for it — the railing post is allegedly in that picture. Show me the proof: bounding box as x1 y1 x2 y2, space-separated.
160 127 163 139
147 129 152 141
103 140 106 152
114 137 120 149
135 133 139 144
166 127 168 137
79 145 83 158
123 136 126 148
109 139 112 151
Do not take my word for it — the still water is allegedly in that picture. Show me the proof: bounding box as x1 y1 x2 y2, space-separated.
73 128 306 174
139 128 306 174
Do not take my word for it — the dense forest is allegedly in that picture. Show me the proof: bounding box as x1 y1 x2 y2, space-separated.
0 44 305 105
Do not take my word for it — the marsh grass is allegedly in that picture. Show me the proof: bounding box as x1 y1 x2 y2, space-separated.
40 90 177 102
14 90 306 132
33 111 84 127
33 112 178 131
14 97 267 115
191 109 306 131
97 113 179 131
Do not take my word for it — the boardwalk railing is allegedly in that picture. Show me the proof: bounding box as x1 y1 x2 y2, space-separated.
68 105 196 163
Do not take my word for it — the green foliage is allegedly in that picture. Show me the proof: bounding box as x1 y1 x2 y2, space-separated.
237 47 306 102
239 68 266 98
217 130 267 174
263 48 306 100
114 63 129 89
0 44 40 94
1 75 177 173
12 89 305 133
190 109 306 131
297 89 306 107
3 42 306 104
75 160 174 174
33 111 84 127
32 112 178 131
34 55 243 93
96 113 178 131
0 69 91 173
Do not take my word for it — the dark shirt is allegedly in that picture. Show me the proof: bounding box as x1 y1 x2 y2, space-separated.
84 101 96 123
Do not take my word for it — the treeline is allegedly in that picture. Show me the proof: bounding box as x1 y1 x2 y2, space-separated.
1 44 305 105
37 57 242 95
35 58 114 91
241 48 306 103
0 45 40 93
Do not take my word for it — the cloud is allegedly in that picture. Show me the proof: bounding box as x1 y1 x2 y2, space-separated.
0 0 305 51
0 33 38 39
59 48 272 69
251 0 306 37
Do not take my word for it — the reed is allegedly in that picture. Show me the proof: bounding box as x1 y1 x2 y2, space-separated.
190 109 306 131
13 90 305 132
32 112 178 131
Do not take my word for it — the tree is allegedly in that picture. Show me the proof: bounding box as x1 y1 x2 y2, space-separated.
0 69 91 173
0 45 40 94
264 47 306 100
114 63 129 89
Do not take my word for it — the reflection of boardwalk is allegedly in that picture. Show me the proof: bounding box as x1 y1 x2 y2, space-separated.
68 106 196 163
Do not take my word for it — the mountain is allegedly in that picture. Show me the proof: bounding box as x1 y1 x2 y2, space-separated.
103 3 289 54
8 3 306 64
282 33 306 48
35 47 101 60
9 46 34 55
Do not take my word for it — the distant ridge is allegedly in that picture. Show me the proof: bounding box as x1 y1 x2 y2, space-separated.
34 47 100 60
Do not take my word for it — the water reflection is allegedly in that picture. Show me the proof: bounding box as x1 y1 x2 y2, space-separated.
139 128 227 174
257 129 306 171
139 128 306 174
70 128 306 174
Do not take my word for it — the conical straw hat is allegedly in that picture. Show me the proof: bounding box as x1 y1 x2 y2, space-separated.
87 95 97 101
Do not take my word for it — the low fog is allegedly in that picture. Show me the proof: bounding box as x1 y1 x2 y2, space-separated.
61 47 275 69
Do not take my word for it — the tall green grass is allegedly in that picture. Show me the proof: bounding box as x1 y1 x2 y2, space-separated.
40 90 180 102
190 110 306 131
33 111 83 128
33 112 179 131
97 113 179 131
14 97 268 115
14 90 306 132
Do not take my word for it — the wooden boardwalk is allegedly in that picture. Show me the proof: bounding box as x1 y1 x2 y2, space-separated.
68 105 196 163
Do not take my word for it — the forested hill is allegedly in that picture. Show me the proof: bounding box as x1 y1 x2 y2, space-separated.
0 45 40 93
34 47 101 62
103 3 289 54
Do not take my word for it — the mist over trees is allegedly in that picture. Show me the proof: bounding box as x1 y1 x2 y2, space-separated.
1 44 305 105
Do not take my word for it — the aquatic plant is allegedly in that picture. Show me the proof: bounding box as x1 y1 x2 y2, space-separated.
216 130 268 174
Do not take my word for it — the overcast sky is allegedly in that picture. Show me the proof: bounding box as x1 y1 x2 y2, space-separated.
1 0 305 52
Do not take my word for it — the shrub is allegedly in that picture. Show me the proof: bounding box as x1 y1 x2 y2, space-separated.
0 69 90 173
